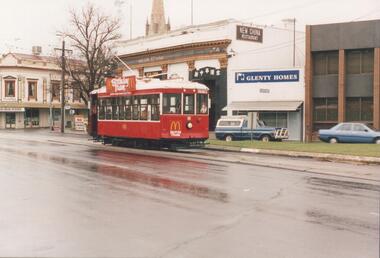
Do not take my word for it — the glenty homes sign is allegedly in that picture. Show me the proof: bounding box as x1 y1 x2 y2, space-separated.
236 25 263 43
235 70 300 84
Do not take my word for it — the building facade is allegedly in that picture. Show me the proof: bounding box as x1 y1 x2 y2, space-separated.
305 20 380 141
117 19 305 140
0 52 87 129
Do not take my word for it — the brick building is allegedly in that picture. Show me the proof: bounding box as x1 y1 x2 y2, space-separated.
305 19 380 141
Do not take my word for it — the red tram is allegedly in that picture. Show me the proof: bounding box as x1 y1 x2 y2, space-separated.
89 75 209 148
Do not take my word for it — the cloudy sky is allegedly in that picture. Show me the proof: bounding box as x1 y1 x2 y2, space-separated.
0 0 379 55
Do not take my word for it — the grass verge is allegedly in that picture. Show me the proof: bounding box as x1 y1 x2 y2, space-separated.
208 139 380 158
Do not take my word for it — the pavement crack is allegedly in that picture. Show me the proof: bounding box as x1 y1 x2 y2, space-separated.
158 206 259 258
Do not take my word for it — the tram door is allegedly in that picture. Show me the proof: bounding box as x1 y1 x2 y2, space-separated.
202 80 216 130
89 94 98 137
5 113 16 129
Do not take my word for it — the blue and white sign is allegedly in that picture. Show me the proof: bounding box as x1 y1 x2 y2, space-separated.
235 70 300 84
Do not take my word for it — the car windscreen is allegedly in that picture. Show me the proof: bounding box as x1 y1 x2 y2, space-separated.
218 120 241 127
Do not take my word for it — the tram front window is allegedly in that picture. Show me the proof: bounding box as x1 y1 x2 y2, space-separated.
184 94 195 114
197 94 208 114
163 94 181 114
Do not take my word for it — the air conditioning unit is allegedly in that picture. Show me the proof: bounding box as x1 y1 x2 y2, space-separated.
32 46 42 56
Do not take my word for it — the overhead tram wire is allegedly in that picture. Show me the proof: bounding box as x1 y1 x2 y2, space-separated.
235 37 305 56
351 7 380 21
239 0 326 23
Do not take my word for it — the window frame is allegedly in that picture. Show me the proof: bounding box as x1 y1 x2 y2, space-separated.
163 93 182 115
27 80 38 100
5 79 16 98
196 94 209 115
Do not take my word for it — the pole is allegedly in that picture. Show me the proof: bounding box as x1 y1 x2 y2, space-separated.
60 40 66 133
130 2 133 39
293 18 296 67
191 0 194 25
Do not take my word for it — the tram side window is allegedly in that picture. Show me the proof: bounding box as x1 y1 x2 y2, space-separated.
105 99 112 120
118 97 125 120
132 96 140 120
184 94 195 114
98 99 106 120
125 97 132 120
197 94 208 114
163 94 181 114
140 97 148 121
112 98 119 120
150 95 160 121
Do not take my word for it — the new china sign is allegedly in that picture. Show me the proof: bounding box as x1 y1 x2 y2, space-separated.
235 70 300 84
237 25 263 43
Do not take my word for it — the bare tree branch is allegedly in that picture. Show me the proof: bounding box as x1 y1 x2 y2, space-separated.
62 3 121 105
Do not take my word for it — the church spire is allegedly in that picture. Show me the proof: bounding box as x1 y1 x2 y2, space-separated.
146 0 170 36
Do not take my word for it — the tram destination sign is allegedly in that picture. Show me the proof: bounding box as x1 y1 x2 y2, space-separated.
236 25 263 43
235 70 300 84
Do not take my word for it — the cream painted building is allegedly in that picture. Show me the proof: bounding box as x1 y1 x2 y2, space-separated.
0 50 87 129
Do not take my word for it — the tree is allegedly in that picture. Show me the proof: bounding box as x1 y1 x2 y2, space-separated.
64 3 122 105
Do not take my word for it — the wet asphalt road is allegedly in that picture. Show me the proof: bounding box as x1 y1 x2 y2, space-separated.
0 130 379 258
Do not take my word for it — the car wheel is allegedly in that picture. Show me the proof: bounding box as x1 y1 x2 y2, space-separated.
261 135 270 142
225 135 233 142
329 137 338 144
375 138 380 144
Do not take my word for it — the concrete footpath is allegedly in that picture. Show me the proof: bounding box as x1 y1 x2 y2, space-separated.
206 144 380 165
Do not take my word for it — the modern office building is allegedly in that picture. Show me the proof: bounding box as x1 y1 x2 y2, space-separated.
305 19 380 141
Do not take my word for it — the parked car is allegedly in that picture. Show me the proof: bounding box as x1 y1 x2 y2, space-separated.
319 123 380 144
215 116 289 142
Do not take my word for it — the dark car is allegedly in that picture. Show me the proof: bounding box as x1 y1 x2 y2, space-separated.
319 123 380 144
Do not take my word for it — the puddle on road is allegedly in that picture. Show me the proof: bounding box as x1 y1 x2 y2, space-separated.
1 146 229 203
306 209 378 233
307 177 380 192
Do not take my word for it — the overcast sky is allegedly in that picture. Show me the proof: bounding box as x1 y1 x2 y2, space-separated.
0 0 379 55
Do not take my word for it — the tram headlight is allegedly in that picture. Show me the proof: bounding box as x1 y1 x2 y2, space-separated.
186 122 193 129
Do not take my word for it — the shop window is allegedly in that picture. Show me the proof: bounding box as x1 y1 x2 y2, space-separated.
346 49 374 74
259 112 287 128
313 51 338 75
313 98 338 122
5 80 16 97
28 81 37 100
73 85 81 102
52 82 60 101
25 109 40 127
346 97 373 122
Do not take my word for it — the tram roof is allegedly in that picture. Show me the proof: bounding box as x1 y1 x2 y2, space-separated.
91 78 209 95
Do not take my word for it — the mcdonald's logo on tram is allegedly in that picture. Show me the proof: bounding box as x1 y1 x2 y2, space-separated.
170 121 182 137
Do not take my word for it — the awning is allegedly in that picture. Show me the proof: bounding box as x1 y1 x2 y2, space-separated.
223 101 303 112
